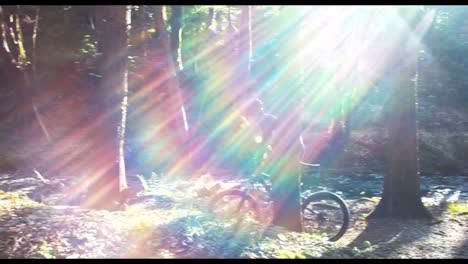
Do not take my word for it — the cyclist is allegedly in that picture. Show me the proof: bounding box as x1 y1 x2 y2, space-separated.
236 98 278 176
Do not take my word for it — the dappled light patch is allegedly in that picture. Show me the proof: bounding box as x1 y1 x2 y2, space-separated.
243 230 375 259
447 202 468 214
0 190 43 212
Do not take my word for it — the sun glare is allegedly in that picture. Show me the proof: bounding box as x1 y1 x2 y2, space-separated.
28 6 435 203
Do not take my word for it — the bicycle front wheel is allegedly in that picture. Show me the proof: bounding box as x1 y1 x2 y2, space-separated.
302 191 350 242
210 189 260 225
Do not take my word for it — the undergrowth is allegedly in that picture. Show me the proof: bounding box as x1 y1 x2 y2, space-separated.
0 190 42 217
0 185 380 259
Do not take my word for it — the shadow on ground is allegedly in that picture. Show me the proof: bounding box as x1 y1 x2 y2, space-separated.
347 216 440 258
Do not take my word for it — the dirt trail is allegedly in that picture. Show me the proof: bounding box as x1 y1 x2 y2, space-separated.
340 199 467 258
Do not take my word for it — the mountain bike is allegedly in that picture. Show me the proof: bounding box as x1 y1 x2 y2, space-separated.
209 161 350 242
209 101 349 241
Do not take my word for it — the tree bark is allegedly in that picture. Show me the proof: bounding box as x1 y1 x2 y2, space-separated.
138 5 187 177
1 6 19 63
367 51 432 220
169 5 183 71
0 6 19 77
238 6 252 101
368 7 432 220
0 6 23 127
268 7 304 232
83 5 129 210
0 5 46 139
269 133 303 232
0 6 14 64
131 5 149 62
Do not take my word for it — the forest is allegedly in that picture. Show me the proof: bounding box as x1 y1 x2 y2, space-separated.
0 5 466 259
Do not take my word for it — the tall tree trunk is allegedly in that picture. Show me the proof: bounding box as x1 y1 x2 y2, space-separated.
83 5 129 210
31 7 39 85
1 5 26 126
368 7 432 220
1 6 19 63
131 5 149 62
148 5 187 177
238 6 252 101
268 6 303 232
0 6 15 64
192 6 215 123
182 7 217 172
170 5 191 171
367 51 432 220
269 134 303 232
169 5 183 71
247 6 253 78
0 6 19 79
207 7 214 27
0 6 22 127
0 5 48 141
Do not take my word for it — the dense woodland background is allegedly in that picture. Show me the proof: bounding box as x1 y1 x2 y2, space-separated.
0 5 465 177
0 5 466 258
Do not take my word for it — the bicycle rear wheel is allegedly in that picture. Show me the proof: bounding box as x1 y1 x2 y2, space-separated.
302 191 350 241
210 189 260 225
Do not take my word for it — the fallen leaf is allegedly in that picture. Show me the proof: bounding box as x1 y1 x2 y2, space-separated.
277 233 287 241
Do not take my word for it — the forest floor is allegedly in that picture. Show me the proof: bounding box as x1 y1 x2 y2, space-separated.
0 168 466 259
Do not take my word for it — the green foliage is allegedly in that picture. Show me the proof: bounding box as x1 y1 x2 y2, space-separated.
447 202 468 214
421 6 468 110
155 212 259 258
122 207 198 243
273 249 300 259
180 5 280 55
36 240 56 259
125 216 155 240
80 34 98 58
362 240 372 249
182 6 212 38
0 190 42 214
37 6 90 68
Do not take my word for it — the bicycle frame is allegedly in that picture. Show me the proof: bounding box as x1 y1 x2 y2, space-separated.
210 158 350 241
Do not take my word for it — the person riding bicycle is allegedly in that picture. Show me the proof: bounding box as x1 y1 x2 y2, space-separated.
241 98 277 142
237 98 278 176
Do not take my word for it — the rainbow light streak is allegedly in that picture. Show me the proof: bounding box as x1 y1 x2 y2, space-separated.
14 6 436 231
